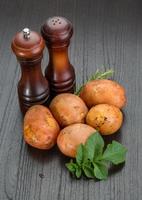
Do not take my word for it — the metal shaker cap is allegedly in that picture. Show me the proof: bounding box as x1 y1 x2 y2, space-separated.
11 28 45 60
23 28 31 39
41 16 73 47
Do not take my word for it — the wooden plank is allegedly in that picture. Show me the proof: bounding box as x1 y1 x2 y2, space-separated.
0 0 142 199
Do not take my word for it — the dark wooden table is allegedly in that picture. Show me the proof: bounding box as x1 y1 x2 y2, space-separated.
0 0 141 199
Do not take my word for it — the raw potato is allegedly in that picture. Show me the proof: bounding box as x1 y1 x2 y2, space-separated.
49 93 88 127
57 123 96 157
86 104 123 135
80 79 126 108
24 105 60 150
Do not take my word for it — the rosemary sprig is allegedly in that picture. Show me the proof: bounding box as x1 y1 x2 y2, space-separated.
75 69 114 95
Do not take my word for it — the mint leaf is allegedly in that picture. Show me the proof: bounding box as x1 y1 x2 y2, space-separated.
76 144 84 166
65 162 78 173
75 167 82 178
66 161 82 178
94 162 108 180
85 132 104 161
65 132 127 181
82 164 94 178
95 160 109 168
82 146 89 164
102 141 127 164
76 144 89 165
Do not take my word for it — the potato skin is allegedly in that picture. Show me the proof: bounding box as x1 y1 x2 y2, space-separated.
80 79 126 108
24 105 60 150
57 123 96 157
49 93 88 127
86 104 123 135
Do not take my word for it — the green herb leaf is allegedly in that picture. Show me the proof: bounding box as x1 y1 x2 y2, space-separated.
94 162 108 180
76 144 84 166
75 167 82 178
90 69 114 80
75 69 113 95
65 162 78 173
75 86 84 95
95 160 109 168
89 69 103 80
101 141 127 164
82 164 94 178
65 132 127 181
85 132 104 162
82 146 89 164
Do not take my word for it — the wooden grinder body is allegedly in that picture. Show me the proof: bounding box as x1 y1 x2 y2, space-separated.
41 16 76 97
11 29 50 114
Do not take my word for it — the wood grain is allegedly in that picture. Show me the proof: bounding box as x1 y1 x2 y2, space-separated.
0 0 142 199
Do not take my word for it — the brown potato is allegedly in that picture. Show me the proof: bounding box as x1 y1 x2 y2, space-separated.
24 105 60 150
80 79 126 108
57 123 96 157
49 93 88 127
86 104 123 135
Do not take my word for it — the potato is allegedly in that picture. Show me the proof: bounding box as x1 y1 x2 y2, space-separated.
49 93 88 127
57 123 96 157
24 105 60 150
86 104 123 135
80 79 126 108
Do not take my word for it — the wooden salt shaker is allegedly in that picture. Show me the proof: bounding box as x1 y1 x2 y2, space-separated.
11 28 50 114
41 16 76 97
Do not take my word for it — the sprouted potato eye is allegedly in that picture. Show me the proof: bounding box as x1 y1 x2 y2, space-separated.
80 79 126 108
57 123 96 157
49 93 88 127
24 105 60 150
86 104 123 135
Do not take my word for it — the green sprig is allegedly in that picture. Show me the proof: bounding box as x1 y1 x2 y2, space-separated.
75 69 114 95
66 132 127 180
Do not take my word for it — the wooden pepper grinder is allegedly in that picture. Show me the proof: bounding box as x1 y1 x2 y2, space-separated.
11 28 50 114
41 16 76 97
